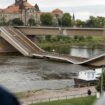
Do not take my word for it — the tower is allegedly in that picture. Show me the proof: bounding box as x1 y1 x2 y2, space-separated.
15 0 27 5
35 4 40 11
73 13 75 21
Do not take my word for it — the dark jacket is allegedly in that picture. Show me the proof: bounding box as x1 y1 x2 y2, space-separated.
0 87 20 105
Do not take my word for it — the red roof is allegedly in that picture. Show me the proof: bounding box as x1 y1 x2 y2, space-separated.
4 4 19 13
52 9 63 14
0 2 33 13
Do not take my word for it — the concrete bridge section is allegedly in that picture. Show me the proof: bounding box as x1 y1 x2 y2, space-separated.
0 27 44 56
0 26 105 66
16 26 105 36
0 37 18 53
31 53 105 66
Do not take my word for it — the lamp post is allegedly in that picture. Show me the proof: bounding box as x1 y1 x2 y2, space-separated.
24 8 27 26
58 17 63 35
101 66 104 94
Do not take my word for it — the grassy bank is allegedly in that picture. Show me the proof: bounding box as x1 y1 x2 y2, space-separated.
29 96 96 105
35 35 105 48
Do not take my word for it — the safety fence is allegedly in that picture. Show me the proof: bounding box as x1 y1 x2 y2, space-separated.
22 91 96 105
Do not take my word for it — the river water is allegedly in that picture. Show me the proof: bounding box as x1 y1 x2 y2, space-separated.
0 46 104 92
44 45 105 58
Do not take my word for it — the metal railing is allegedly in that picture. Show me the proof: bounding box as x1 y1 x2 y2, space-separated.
22 92 96 105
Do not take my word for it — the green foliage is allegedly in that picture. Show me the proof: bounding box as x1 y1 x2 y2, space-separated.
0 17 7 26
96 72 105 92
86 36 93 41
52 17 58 26
28 18 36 26
40 13 53 26
29 96 96 105
62 13 72 27
73 36 85 41
45 35 51 41
85 16 105 28
78 36 85 41
11 18 24 26
72 16 105 28
75 19 86 27
74 36 79 41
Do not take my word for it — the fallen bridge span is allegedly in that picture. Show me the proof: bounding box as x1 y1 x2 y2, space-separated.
0 26 105 66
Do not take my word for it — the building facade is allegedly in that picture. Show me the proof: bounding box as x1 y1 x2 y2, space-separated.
0 0 40 25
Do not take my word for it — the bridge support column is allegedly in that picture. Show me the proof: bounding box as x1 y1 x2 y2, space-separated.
0 37 18 53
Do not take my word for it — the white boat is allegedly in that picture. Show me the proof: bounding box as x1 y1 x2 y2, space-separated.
95 68 102 78
74 68 102 87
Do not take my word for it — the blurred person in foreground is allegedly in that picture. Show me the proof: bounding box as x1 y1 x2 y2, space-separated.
0 87 20 105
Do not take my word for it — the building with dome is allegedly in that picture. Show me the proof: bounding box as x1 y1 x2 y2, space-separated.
52 8 63 19
0 0 40 25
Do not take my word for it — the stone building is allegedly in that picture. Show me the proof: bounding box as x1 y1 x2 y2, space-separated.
0 0 40 25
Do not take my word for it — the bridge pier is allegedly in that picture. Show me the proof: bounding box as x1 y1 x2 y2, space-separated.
0 37 18 53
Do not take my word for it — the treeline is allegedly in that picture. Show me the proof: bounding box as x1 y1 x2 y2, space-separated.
0 18 36 26
35 35 103 45
40 13 105 28
1 13 105 28
76 16 105 28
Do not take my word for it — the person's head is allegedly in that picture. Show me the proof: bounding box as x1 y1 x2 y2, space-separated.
0 87 20 105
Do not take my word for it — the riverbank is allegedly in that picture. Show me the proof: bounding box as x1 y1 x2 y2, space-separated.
35 36 105 48
15 86 96 105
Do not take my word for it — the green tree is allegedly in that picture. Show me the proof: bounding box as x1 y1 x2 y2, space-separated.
85 16 105 28
0 17 6 26
52 17 58 26
11 18 24 26
95 16 105 28
28 18 36 26
40 13 53 26
96 72 105 92
62 13 72 27
85 16 96 28
75 19 86 27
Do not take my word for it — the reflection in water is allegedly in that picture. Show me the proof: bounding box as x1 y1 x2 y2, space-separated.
43 45 105 58
70 46 105 58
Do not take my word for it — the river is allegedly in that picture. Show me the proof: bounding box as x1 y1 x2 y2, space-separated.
0 45 104 92
44 45 105 58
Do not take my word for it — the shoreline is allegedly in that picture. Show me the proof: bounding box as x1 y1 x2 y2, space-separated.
15 86 96 105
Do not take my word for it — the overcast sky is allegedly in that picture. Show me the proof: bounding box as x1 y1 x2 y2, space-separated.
0 0 105 20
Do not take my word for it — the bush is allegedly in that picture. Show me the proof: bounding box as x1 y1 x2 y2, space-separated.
40 13 53 26
11 18 24 26
96 71 105 92
28 18 36 26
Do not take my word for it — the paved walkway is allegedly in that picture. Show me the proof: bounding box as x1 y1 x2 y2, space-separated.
20 86 96 105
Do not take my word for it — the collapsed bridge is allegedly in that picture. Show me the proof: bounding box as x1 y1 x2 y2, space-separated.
0 26 105 66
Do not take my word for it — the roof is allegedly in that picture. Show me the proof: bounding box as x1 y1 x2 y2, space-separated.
79 70 95 73
0 2 33 13
3 4 19 13
52 8 63 14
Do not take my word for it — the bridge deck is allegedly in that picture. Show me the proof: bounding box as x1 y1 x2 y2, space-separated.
0 27 44 56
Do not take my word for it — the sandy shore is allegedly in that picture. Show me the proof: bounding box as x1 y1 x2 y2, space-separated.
17 86 96 105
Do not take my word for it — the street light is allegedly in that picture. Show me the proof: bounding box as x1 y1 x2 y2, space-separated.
101 66 104 94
